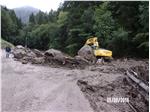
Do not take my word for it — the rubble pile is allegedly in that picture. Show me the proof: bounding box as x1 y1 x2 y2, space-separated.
130 65 149 82
12 45 89 68
77 59 149 112
44 49 90 68
125 65 149 103
11 45 149 112
77 77 148 112
125 65 149 111
13 45 44 64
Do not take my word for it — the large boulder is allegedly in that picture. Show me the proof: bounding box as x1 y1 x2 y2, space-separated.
26 51 36 58
21 59 28 64
31 57 45 64
33 49 44 57
13 47 27 59
16 45 25 49
78 45 96 63
44 49 67 60
75 55 89 65
13 45 36 60
44 49 68 65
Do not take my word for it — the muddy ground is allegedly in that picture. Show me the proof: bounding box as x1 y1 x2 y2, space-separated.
2 49 149 112
78 59 149 112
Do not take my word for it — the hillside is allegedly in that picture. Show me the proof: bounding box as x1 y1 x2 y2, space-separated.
2 1 149 58
1 38 14 48
14 6 39 23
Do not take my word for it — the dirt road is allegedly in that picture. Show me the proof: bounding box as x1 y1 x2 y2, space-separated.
2 50 93 112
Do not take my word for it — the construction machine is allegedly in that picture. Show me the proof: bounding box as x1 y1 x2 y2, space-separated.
85 37 112 62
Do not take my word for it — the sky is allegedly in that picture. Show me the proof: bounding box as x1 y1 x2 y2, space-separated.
1 0 64 12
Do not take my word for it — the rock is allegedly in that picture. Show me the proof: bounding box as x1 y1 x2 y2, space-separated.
44 49 63 64
77 80 96 92
45 49 65 58
44 49 89 69
21 59 28 64
22 56 33 62
33 49 44 57
12 46 89 69
13 48 26 59
16 45 25 49
44 49 67 63
13 45 36 60
75 56 89 65
78 45 96 63
77 80 88 85
75 56 88 62
26 51 36 58
31 57 45 64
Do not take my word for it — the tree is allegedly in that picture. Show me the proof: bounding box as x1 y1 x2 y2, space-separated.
29 13 36 24
1 7 12 39
1 6 22 44
94 2 115 47
48 10 58 22
110 28 128 57
132 1 149 57
61 1 99 55
2 1 148 58
35 11 48 24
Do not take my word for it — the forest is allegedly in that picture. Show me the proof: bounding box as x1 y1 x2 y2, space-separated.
1 1 149 58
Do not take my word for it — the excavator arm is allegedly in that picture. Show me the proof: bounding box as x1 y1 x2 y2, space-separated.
85 37 99 49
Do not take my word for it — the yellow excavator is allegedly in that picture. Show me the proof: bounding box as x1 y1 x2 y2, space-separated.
85 37 112 62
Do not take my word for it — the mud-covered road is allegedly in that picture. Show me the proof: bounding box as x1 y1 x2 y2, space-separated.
2 49 148 112
2 51 93 112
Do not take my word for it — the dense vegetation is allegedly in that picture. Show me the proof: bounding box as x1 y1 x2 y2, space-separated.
1 1 149 58
1 38 14 49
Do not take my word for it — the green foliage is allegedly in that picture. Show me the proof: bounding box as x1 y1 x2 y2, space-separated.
1 38 14 48
1 6 23 45
132 2 149 57
1 7 13 39
48 10 58 23
66 43 78 55
94 2 115 47
108 1 148 58
36 11 48 24
57 11 68 27
108 1 141 33
26 23 59 50
29 13 36 24
139 2 149 31
133 33 149 57
110 28 129 57
1 1 149 58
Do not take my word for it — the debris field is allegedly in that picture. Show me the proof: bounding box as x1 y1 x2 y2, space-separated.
11 45 149 112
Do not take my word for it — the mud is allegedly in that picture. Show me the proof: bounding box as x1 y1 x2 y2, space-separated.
77 59 149 112
130 65 149 82
2 48 149 112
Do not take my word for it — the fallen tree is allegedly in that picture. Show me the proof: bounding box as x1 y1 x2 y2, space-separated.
125 69 149 101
